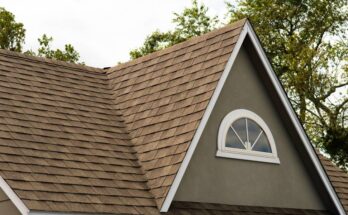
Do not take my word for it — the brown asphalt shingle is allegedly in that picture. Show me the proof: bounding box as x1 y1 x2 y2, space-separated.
0 49 158 214
319 154 348 212
107 18 246 208
0 19 346 214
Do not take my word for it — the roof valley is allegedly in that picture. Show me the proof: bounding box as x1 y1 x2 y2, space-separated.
103 73 160 210
0 49 160 214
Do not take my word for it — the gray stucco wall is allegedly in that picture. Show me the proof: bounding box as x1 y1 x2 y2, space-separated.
0 200 20 215
0 189 20 215
174 45 326 210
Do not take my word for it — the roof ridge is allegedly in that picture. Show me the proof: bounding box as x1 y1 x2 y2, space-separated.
0 48 104 74
107 18 247 73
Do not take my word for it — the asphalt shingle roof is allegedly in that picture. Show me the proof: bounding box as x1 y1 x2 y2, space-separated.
0 19 346 215
0 49 158 214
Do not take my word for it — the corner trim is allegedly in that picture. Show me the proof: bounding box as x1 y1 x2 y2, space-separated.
0 177 29 215
160 20 346 215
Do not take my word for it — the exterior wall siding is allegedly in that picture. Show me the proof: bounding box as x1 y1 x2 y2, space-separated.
174 45 326 210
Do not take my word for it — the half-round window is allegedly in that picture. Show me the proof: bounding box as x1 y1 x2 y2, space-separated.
217 109 280 164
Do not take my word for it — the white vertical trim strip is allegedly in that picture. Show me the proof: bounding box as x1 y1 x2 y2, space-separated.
244 21 346 215
0 177 29 215
160 20 346 215
160 24 249 212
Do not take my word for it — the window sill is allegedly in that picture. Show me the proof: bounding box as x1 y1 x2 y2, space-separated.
216 150 280 164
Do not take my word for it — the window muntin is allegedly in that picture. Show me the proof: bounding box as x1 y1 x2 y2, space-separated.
227 118 272 153
217 109 279 164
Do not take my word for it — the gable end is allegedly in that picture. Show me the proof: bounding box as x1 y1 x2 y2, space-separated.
160 21 346 215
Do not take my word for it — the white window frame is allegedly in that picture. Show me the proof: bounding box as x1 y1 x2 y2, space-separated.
217 109 280 164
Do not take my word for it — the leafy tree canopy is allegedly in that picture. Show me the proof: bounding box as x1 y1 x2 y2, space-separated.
26 34 81 64
227 0 348 168
130 0 218 59
0 7 25 52
131 0 348 169
0 6 81 63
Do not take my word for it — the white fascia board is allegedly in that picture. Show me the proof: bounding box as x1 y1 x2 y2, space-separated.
0 176 29 215
160 20 346 215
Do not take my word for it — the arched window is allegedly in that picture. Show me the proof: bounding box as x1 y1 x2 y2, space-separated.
217 109 280 164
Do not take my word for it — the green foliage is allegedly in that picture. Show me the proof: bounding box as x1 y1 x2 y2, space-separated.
227 0 348 168
0 7 25 52
130 0 218 59
0 7 81 63
321 127 348 168
172 0 218 39
26 34 80 63
130 31 180 59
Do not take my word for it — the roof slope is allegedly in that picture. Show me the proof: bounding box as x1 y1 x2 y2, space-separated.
106 19 246 207
0 50 158 214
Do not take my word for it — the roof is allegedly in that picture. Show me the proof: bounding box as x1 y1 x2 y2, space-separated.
0 49 158 214
0 19 346 215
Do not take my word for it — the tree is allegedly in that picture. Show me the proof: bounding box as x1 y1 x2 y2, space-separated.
130 0 218 59
0 7 81 63
0 7 25 52
26 34 81 64
227 0 348 168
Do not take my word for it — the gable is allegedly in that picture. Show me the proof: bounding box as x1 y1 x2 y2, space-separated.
107 20 346 214
174 45 328 210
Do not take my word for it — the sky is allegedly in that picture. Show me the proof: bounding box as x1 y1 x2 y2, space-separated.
0 0 228 68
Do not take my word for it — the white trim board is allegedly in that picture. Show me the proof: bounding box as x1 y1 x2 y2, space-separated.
0 177 29 215
160 20 346 215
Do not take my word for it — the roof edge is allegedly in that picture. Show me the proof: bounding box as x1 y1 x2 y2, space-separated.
0 49 103 74
159 20 346 215
107 18 247 73
0 177 29 215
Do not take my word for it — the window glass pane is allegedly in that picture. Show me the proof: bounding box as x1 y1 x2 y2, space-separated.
247 119 262 144
226 127 245 149
252 133 272 153
231 118 247 143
